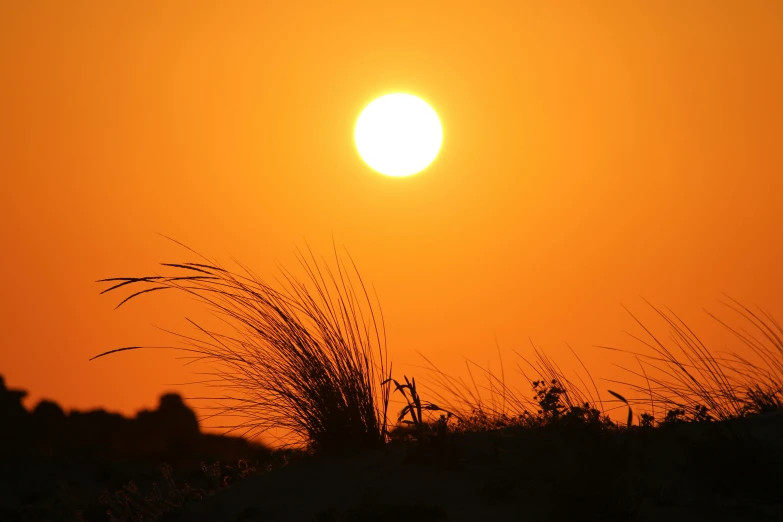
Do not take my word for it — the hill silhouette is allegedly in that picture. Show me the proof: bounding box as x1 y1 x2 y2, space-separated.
0 374 271 520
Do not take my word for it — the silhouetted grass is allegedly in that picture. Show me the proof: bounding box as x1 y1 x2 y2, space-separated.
93 239 781 443
92 239 392 456
395 295 783 436
406 343 615 434
81 241 783 521
600 296 783 424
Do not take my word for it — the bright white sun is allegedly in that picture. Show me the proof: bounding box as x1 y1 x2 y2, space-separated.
354 93 443 177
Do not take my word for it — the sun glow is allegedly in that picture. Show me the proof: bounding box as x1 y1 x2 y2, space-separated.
354 93 443 177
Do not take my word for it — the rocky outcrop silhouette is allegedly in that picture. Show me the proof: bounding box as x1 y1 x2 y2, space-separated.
1 374 268 462
0 374 271 520
0 375 29 420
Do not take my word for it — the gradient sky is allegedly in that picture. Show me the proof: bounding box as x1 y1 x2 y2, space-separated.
1 1 781 442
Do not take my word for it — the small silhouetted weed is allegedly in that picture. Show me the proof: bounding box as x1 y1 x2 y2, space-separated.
384 374 458 443
639 412 655 428
528 379 614 430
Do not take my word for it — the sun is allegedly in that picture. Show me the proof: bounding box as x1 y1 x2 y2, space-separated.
354 93 443 177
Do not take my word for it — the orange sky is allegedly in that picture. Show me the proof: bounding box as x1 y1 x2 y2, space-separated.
1 1 781 443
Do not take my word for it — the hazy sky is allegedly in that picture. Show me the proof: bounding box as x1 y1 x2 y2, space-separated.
1 1 781 441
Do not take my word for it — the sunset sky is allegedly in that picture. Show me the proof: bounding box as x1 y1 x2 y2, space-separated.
1 1 781 443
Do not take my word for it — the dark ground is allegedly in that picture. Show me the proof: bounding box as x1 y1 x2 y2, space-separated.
2 374 782 522
163 412 783 522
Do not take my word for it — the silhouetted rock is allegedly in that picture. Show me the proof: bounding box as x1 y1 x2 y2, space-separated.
0 375 29 421
32 399 65 420
0 372 272 520
136 392 200 439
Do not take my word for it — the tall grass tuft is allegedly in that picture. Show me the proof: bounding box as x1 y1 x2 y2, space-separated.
601 296 783 423
91 239 392 456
